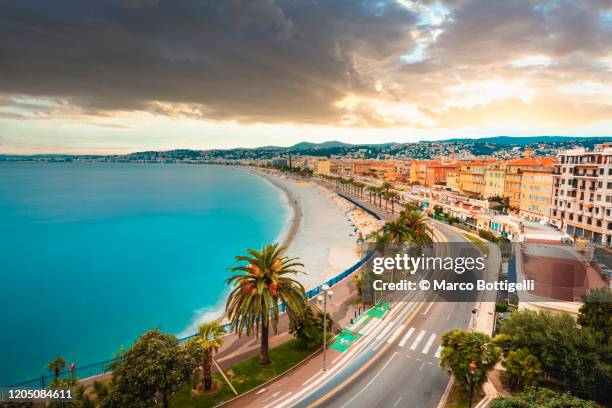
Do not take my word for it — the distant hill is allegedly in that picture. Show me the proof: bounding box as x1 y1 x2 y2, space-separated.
289 140 352 151
432 136 612 145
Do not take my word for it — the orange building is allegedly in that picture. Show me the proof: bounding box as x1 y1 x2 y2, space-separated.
503 153 556 208
353 159 395 178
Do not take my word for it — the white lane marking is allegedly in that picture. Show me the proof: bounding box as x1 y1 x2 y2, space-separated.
422 301 435 315
434 345 443 358
387 324 406 344
398 327 415 347
393 396 403 407
302 370 323 386
422 333 437 354
275 301 420 408
359 317 378 335
263 392 292 408
256 388 267 394
376 320 396 340
263 391 281 402
410 330 426 351
339 352 398 408
446 303 456 321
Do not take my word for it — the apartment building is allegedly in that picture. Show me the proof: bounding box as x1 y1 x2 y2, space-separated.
519 168 554 222
425 162 459 187
314 159 331 175
446 170 461 191
459 160 493 197
484 167 505 199
552 143 612 245
353 159 395 178
503 154 555 208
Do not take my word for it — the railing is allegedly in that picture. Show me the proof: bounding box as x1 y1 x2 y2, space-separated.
336 193 382 220
5 252 374 389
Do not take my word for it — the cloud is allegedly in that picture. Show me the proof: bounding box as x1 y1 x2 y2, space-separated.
0 0 417 125
0 0 610 131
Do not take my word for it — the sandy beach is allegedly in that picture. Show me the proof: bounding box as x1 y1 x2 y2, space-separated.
254 169 381 290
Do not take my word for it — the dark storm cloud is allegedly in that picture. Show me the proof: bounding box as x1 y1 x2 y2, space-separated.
0 0 418 123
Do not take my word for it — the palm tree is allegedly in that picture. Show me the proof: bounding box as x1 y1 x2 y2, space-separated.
401 210 433 244
384 191 399 214
383 219 411 243
48 357 66 379
366 186 378 204
502 348 543 390
192 322 226 391
226 243 307 365
381 181 393 197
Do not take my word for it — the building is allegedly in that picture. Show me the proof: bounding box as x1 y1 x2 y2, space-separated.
552 143 612 245
503 153 555 209
353 159 395 178
424 162 459 187
314 159 331 175
519 169 554 222
484 167 505 199
446 170 461 192
458 160 493 198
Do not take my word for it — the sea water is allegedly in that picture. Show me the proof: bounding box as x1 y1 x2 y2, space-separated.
0 162 288 385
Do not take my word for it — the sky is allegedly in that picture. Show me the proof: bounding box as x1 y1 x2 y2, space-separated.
1 0 611 154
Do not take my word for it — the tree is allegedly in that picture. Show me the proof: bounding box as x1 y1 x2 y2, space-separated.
104 330 191 408
502 348 543 390
289 305 333 349
490 387 598 408
226 243 307 365
190 321 225 391
48 357 66 379
578 288 612 345
439 330 499 395
400 210 433 244
498 309 612 403
383 219 411 243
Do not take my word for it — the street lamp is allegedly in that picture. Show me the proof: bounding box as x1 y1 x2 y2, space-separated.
317 284 334 371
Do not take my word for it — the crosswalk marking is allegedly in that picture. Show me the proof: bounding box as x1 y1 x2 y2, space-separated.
387 325 405 344
398 327 415 347
422 333 436 354
410 330 426 351
434 345 442 358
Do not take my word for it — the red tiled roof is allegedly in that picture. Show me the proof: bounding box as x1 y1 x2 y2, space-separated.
508 157 556 167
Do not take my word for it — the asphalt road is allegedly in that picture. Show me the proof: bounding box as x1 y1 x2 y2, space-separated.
269 220 485 408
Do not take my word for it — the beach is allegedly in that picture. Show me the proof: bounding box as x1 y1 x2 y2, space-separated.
253 169 381 290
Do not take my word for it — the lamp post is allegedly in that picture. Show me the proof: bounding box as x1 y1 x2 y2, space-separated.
317 284 334 371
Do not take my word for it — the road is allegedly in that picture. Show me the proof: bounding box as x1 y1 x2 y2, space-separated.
224 187 498 408
265 221 488 408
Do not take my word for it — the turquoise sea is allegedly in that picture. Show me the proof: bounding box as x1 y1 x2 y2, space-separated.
0 162 288 385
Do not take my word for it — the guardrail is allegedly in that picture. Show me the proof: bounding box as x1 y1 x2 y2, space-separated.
5 252 374 388
337 193 382 220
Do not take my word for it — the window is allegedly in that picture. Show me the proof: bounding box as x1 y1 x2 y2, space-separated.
600 168 605 175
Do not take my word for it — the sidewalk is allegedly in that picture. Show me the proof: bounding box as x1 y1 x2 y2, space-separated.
215 269 363 370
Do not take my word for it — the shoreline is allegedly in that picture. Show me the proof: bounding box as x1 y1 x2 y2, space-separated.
251 168 302 251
